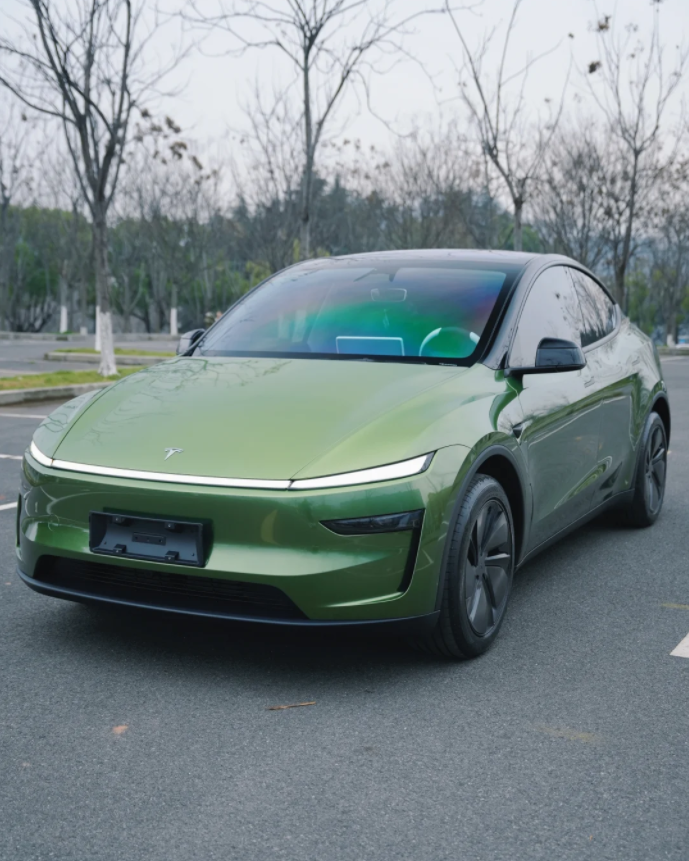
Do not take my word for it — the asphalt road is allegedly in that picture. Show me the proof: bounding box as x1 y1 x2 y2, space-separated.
1 363 688 861
0 337 177 377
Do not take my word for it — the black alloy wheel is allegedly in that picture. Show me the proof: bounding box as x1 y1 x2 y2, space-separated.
644 422 667 517
464 497 512 637
413 474 515 659
623 411 668 528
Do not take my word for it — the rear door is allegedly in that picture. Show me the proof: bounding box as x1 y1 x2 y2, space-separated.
568 268 636 507
510 266 601 552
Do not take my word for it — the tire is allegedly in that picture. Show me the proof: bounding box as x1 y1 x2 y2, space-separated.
412 475 515 660
622 411 668 528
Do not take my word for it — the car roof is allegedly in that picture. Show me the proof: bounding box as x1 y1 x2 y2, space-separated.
323 249 540 266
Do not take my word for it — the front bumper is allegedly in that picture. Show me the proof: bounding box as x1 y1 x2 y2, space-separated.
17 446 469 624
16 568 440 633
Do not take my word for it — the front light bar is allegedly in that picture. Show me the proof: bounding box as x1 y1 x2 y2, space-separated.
290 454 433 490
27 441 434 492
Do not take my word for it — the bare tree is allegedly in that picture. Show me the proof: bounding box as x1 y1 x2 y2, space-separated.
186 0 436 259
0 0 181 374
362 124 495 250
533 120 612 269
445 0 568 251
585 4 687 307
231 81 303 270
649 157 689 344
0 103 35 330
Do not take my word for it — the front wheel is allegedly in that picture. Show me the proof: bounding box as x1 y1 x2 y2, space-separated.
622 411 668 528
413 475 515 660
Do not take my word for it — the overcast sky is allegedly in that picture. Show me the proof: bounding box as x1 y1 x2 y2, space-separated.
166 0 689 152
3 0 688 161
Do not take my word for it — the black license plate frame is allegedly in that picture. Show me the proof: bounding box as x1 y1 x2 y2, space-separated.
89 512 207 567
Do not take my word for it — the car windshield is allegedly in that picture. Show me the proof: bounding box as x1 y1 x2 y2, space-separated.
197 259 521 364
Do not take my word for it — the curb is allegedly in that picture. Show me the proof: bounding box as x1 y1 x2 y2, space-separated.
0 332 87 342
0 382 112 406
658 347 689 357
44 352 166 366
0 331 175 342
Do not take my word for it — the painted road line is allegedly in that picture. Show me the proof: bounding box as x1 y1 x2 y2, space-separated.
0 502 18 511
662 603 689 610
0 413 48 419
670 633 689 658
0 454 22 460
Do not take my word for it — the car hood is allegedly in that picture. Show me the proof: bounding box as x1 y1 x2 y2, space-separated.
47 357 501 481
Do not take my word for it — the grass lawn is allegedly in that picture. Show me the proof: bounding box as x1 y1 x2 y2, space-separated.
54 347 175 357
0 367 143 391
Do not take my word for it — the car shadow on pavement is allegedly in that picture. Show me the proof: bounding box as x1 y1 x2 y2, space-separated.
35 598 450 684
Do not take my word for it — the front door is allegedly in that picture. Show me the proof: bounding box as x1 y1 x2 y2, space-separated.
568 268 636 508
509 266 601 552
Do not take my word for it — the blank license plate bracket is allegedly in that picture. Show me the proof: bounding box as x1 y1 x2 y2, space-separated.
89 512 206 567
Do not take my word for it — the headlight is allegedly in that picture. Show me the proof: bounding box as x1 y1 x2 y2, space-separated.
28 439 434 491
289 454 434 491
29 441 53 468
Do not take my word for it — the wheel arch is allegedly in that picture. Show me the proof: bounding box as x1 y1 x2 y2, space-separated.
433 444 530 611
477 453 526 564
652 393 671 444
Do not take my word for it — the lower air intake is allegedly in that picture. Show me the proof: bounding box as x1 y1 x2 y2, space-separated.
34 556 306 620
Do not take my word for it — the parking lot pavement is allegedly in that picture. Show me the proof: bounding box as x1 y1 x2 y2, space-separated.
1 362 689 861
0 338 178 376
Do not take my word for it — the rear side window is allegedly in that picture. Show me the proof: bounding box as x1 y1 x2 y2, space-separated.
510 266 584 368
569 269 617 347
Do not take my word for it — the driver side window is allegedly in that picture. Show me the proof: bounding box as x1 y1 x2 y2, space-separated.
510 266 584 368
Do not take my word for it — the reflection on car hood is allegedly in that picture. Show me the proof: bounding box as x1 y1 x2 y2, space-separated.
50 356 487 480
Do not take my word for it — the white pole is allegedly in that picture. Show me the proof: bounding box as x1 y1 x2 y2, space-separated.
170 307 178 336
59 305 68 333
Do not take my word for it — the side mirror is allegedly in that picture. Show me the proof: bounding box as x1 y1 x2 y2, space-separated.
176 328 205 356
535 338 586 371
507 338 586 376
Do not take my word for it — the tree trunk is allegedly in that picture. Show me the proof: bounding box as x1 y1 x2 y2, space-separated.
513 200 523 252
666 311 676 347
301 49 314 261
92 214 117 376
615 154 640 312
121 273 131 334
300 208 311 261
170 282 178 335
95 304 101 349
79 276 88 335
58 264 69 333
0 195 9 331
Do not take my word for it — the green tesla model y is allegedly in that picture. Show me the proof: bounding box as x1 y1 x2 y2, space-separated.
18 251 669 658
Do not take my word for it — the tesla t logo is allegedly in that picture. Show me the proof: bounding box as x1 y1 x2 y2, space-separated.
164 448 184 460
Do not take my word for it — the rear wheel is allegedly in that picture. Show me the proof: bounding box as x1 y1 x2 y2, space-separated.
412 475 515 659
622 411 667 528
